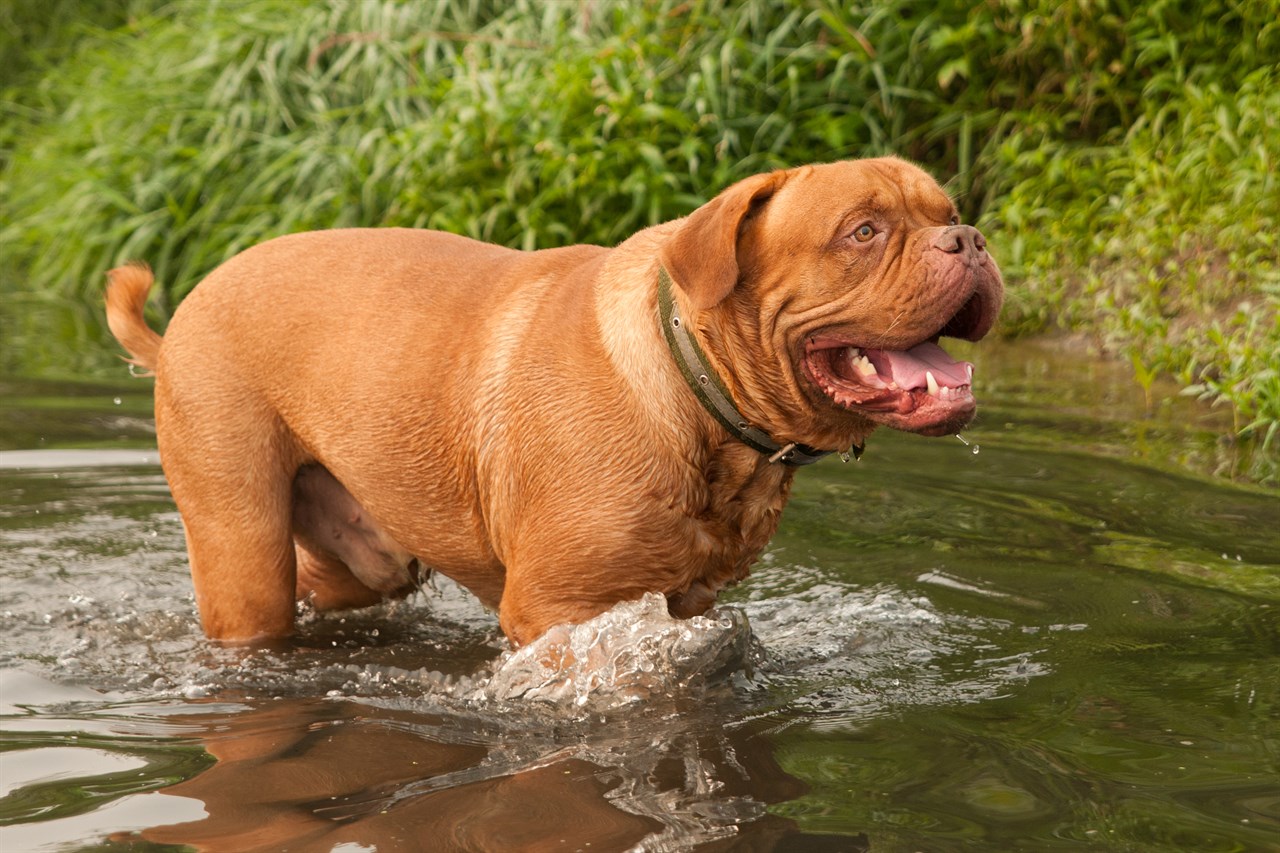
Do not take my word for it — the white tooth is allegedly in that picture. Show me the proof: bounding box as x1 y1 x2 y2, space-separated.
926 370 940 396
967 364 974 382
856 356 877 377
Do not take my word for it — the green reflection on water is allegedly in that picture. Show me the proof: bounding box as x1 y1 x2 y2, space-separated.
730 339 1279 849
0 735 213 826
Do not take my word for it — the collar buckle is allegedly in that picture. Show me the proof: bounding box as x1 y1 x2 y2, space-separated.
768 443 798 464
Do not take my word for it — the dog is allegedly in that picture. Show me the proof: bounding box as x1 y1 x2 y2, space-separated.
105 157 1002 647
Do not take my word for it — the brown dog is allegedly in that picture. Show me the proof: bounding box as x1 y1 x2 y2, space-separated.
105 157 1002 647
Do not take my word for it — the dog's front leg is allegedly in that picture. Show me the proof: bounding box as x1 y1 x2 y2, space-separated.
496 561 633 649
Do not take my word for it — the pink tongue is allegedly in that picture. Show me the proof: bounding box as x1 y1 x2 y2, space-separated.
870 342 971 390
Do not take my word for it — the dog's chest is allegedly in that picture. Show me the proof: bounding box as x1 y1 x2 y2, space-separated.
667 442 794 615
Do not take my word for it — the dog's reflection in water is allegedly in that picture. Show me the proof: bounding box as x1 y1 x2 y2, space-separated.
133 693 866 852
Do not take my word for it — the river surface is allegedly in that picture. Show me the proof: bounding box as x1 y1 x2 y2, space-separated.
1 339 1277 852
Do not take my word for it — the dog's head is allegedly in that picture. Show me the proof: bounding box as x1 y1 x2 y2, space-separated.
659 157 1004 450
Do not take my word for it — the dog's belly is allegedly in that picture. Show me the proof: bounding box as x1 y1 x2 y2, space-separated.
291 464 421 594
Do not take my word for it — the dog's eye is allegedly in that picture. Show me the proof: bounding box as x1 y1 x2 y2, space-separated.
853 224 876 242
949 214 961 225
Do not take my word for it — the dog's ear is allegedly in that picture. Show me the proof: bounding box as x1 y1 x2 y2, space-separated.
659 171 783 312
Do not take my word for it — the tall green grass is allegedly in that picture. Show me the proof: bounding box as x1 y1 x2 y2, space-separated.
1 0 1276 459
992 62 1280 448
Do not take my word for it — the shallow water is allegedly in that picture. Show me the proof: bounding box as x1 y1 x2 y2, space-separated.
1 340 1277 852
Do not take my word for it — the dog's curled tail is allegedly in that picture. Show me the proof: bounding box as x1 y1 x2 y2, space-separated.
105 262 164 376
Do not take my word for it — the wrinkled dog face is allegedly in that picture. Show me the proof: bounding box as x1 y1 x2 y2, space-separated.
738 158 1004 440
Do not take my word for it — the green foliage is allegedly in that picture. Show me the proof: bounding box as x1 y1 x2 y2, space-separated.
0 0 165 94
0 0 1276 448
990 61 1280 447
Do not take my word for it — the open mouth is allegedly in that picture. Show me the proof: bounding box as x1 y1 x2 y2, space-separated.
802 334 979 436
797 227 1002 437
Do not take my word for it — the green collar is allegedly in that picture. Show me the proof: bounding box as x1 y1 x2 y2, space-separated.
657 267 858 466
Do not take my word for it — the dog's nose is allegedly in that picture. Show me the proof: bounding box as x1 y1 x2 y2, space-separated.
934 225 986 258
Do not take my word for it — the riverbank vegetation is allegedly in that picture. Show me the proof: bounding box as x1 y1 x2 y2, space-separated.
2 0 1276 450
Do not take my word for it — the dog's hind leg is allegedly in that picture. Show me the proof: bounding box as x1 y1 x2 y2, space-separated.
156 379 303 643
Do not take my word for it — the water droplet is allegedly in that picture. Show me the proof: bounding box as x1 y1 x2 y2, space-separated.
971 444 981 455
113 396 122 406
954 433 970 446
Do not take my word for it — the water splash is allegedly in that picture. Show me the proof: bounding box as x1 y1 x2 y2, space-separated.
466 594 760 708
